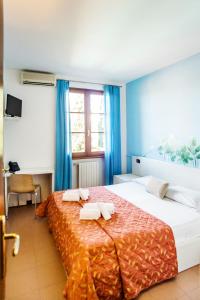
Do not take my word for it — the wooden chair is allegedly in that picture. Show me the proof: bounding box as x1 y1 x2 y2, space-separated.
7 174 40 217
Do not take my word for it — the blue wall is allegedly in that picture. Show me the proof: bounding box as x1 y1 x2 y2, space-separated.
126 53 200 172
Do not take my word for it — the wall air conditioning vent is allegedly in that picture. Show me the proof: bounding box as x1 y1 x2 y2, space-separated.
21 71 56 86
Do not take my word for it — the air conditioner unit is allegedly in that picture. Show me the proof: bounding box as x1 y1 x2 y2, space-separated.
21 71 56 86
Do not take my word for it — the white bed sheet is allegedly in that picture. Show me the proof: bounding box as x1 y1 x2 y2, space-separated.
106 182 200 245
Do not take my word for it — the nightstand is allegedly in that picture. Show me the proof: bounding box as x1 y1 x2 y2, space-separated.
113 174 139 184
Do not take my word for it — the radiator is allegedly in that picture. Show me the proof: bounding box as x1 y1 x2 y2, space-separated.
78 161 100 188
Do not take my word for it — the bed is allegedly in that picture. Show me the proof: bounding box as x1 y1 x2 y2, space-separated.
108 181 200 273
37 156 200 299
131 155 200 272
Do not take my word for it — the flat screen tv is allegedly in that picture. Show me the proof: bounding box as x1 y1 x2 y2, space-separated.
6 94 22 117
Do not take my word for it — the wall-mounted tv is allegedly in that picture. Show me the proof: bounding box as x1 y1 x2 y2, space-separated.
5 94 22 117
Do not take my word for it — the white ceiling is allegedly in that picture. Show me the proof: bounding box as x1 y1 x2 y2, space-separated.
4 0 200 84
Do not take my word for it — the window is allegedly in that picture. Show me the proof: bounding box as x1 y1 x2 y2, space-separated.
69 88 105 158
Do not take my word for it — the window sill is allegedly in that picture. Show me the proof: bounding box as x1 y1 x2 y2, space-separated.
72 155 104 160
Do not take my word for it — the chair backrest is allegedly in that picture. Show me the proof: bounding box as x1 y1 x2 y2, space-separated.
9 174 35 193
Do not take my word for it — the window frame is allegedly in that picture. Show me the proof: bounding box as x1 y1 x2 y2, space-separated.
69 88 105 159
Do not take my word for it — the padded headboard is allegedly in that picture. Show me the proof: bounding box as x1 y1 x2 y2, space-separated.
132 156 200 191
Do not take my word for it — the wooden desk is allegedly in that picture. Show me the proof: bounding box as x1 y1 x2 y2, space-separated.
4 169 54 217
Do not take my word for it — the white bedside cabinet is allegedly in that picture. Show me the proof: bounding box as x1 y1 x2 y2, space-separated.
113 174 139 184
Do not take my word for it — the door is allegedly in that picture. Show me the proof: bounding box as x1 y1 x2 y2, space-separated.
0 1 20 299
0 0 5 297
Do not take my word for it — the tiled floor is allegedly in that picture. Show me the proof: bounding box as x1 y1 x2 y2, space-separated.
5 206 66 300
5 206 200 300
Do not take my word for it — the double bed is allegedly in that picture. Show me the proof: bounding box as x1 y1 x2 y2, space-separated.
108 181 200 273
37 156 200 299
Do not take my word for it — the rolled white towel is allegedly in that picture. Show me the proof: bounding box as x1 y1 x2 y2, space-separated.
97 203 111 220
102 203 115 215
79 188 89 200
63 190 80 201
80 208 101 220
83 202 115 215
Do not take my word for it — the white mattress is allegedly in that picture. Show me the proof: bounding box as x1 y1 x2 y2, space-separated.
106 182 200 245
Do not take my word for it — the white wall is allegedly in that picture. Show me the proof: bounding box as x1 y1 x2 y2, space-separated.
4 69 55 169
4 69 127 175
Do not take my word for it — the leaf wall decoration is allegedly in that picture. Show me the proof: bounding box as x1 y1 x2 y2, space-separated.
157 138 200 168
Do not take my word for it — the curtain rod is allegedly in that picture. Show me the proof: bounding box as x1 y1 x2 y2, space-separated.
57 78 123 88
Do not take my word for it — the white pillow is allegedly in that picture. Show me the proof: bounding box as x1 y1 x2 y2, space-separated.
166 186 200 210
146 176 169 199
134 176 152 187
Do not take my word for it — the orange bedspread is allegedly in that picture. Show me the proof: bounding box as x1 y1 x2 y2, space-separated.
36 186 178 300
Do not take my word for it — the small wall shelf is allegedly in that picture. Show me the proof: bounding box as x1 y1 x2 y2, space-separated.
4 115 21 120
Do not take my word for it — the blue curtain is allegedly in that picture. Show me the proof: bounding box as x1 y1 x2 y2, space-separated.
104 85 121 185
55 80 72 191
